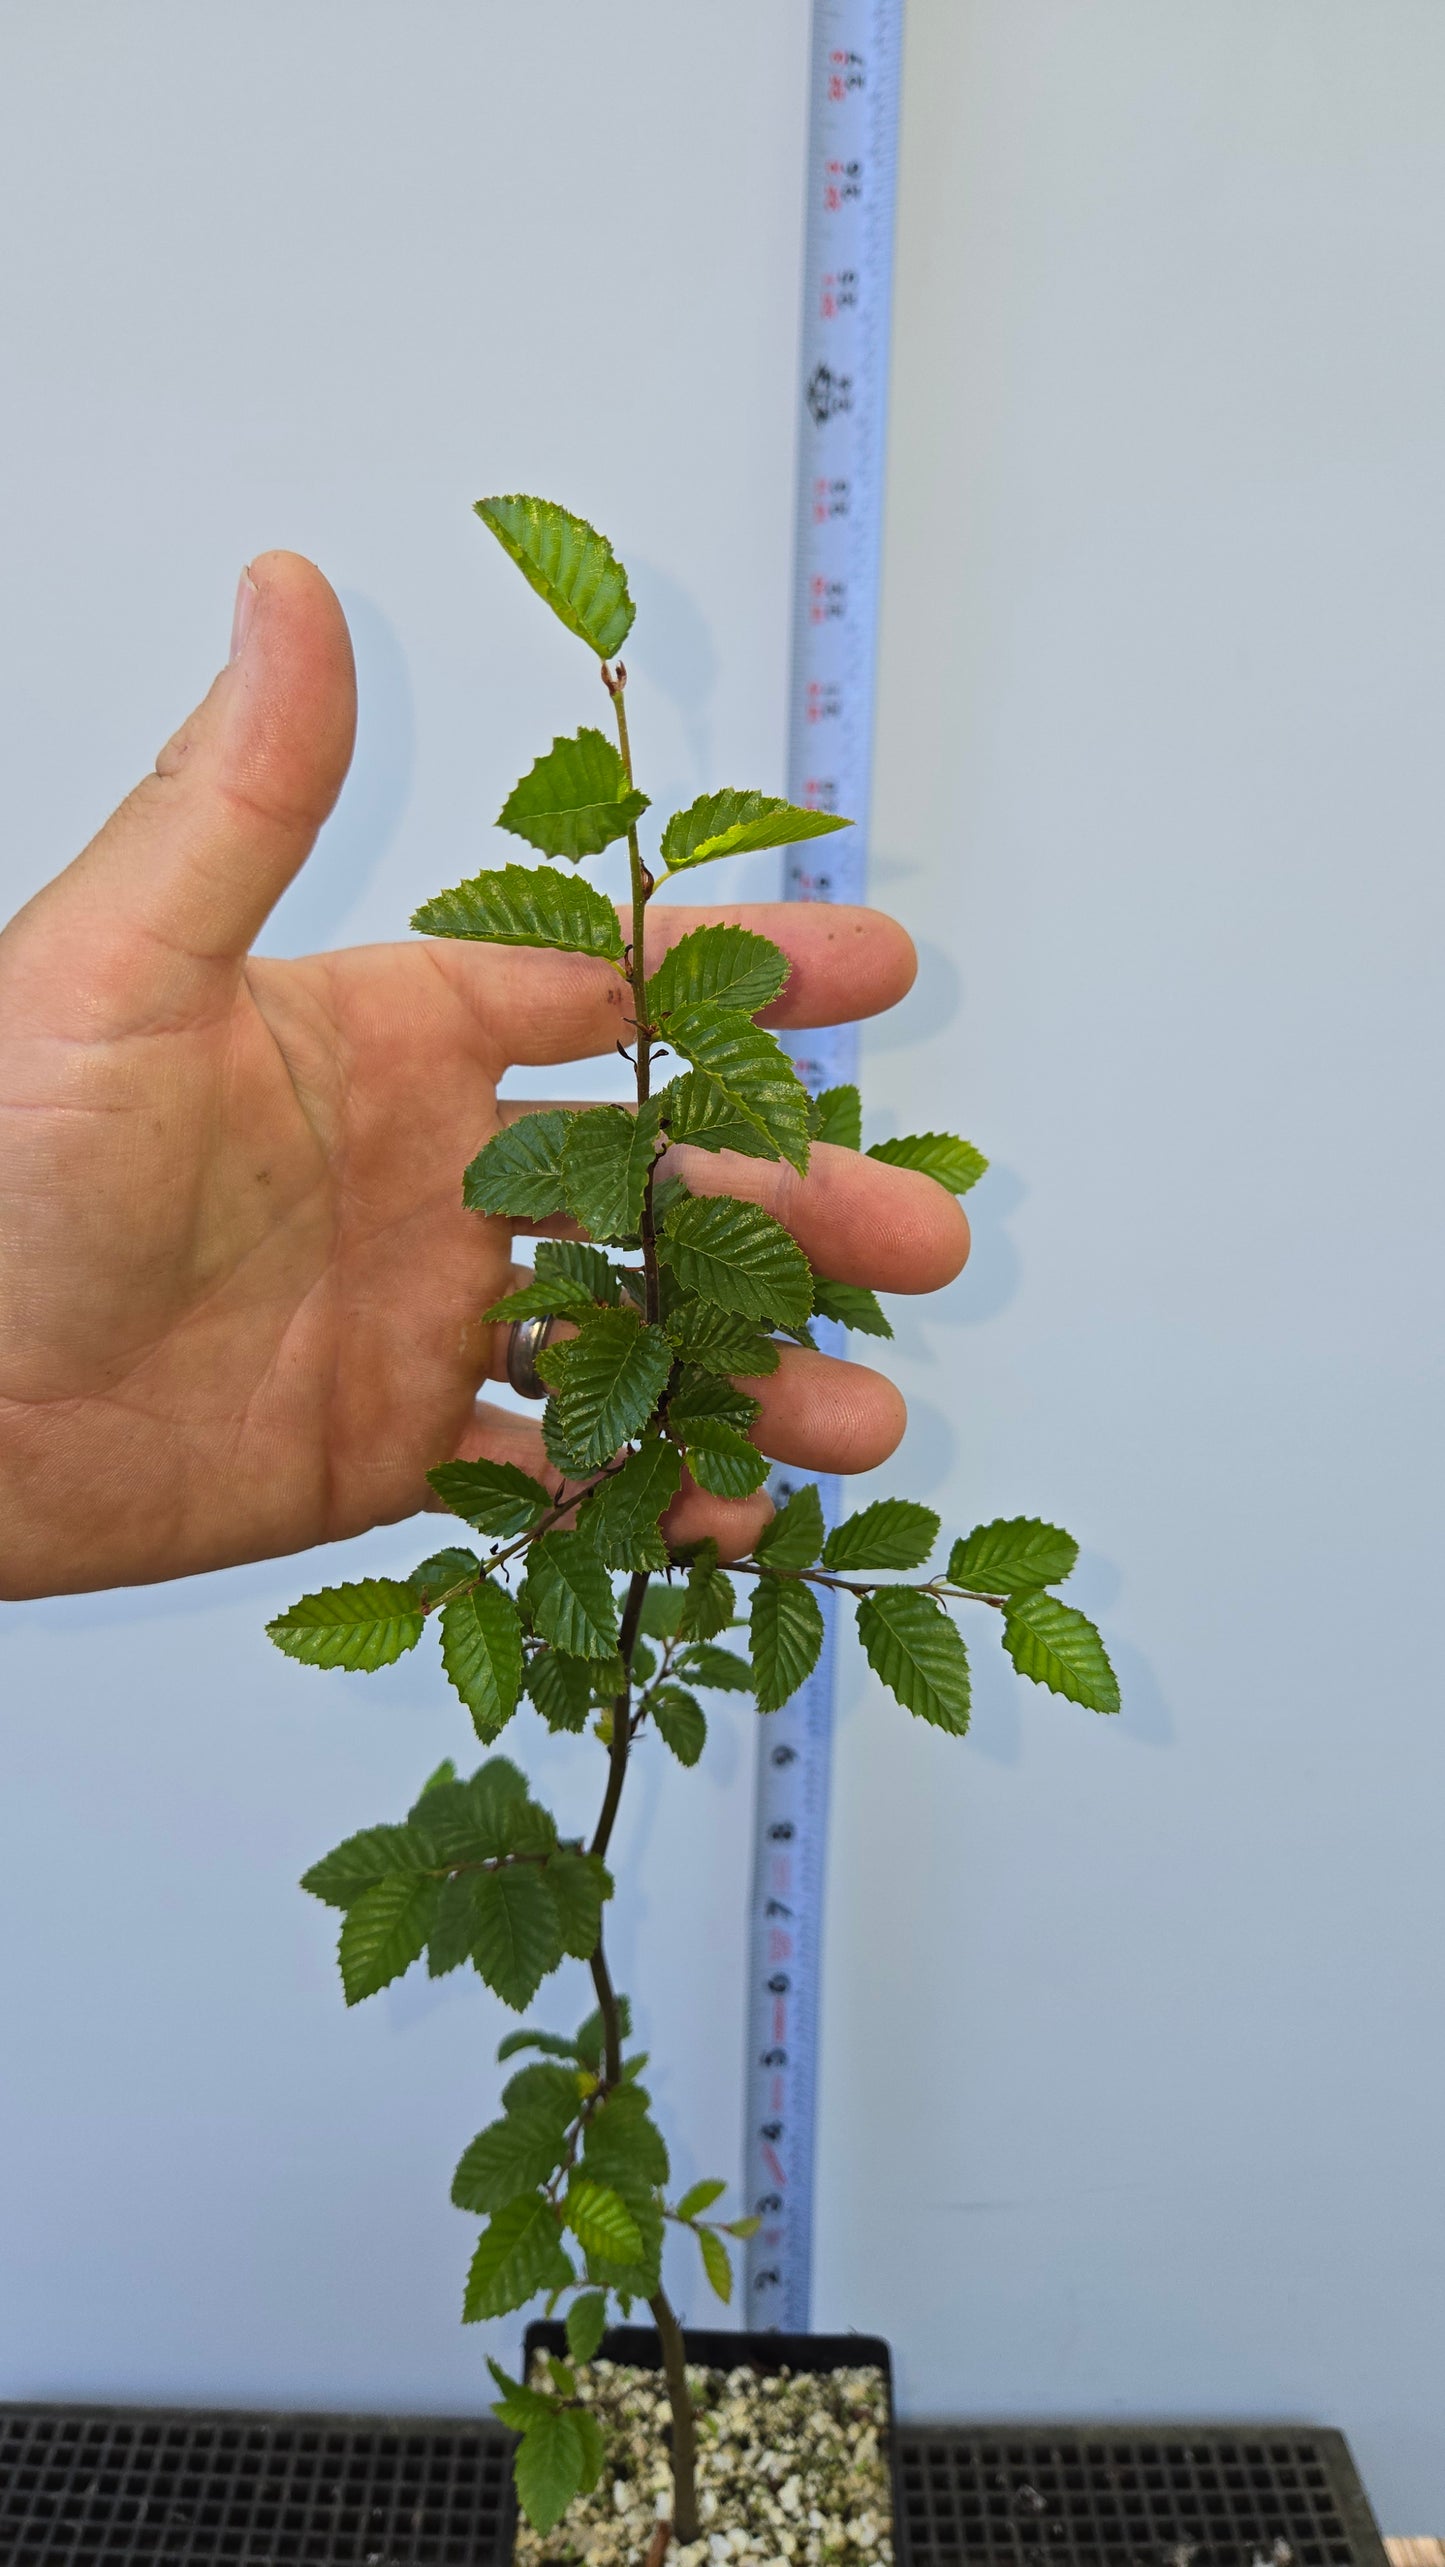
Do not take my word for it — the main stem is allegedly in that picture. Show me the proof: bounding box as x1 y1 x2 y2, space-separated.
588 662 700 2550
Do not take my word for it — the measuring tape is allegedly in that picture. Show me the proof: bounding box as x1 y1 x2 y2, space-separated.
742 0 904 2330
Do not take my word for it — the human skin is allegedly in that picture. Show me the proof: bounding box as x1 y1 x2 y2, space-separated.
0 553 969 1602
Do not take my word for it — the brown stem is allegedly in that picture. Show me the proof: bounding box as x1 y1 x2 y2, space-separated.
588 1934 623 2092
649 2287 700 2544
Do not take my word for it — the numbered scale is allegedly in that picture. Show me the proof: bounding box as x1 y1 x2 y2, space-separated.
743 0 905 2329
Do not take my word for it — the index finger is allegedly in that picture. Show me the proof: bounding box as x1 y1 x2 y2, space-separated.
419 900 916 1070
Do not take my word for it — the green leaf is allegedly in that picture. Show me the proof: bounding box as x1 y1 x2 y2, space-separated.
338 1876 440 2004
679 1420 769 1498
452 2109 573 2214
573 2407 605 2495
412 1759 459 1805
675 2177 728 2222
659 1070 782 1162
662 1006 811 1172
476 494 635 660
513 2407 590 2537
810 1084 861 1149
1002 1591 1120 1714
426 1457 554 1537
410 1757 530 1865
427 1870 491 1978
667 1365 761 1433
536 1309 673 1470
503 2060 585 2125
440 1582 525 1740
469 1866 565 2010
648 1685 706 1766
867 1130 988 1194
267 1579 423 1673
301 1823 427 1910
856 1588 971 1735
648 923 790 1021
572 1992 632 2075
749 1578 825 1713
566 2290 609 2362
497 727 649 862
660 789 852 875
487 2358 553 2433
699 2228 733 2304
660 1194 813 1328
525 1648 595 1733
679 1552 737 1642
411 863 624 964
663 1298 779 1377
482 1274 599 1325
574 1441 681 1570
521 1532 621 1661
639 1583 687 1639
565 2177 644 2263
496 2027 581 2063
948 1517 1081 1595
724 2214 762 2239
675 1642 754 1695
811 1277 893 1339
583 2082 669 2190
823 1498 940 1572
546 1849 612 1960
462 1110 574 1220
407 1549 481 1604
755 1483 825 1568
537 1240 623 1303
560 1099 664 1242
462 2190 572 2322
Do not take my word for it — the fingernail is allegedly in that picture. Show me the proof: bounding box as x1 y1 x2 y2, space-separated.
229 566 258 664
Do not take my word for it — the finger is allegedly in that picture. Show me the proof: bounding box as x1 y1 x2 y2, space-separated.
668 1138 970 1295
430 1400 775 1561
420 901 915 1072
18 552 355 1037
746 1345 905 1475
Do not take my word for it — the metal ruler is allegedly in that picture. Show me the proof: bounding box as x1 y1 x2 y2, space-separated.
743 0 904 2330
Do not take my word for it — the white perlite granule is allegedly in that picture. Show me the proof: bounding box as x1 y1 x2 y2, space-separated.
513 2358 893 2567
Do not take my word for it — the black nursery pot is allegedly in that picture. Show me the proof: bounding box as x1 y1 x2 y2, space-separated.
515 2324 896 2565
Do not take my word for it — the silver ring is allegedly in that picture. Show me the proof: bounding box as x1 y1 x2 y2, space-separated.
506 1313 560 1400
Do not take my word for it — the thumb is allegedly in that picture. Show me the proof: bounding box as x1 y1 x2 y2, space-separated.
16 551 355 1025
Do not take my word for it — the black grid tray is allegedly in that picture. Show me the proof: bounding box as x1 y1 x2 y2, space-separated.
0 2403 1391 2567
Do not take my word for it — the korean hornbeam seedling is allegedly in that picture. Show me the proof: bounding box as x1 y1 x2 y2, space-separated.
268 496 1118 2547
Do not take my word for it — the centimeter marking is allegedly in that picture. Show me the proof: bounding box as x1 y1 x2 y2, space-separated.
743 0 904 2331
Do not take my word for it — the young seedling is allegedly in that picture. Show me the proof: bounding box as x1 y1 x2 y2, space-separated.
268 496 1118 2549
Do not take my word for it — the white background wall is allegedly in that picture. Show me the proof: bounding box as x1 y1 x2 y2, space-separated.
2 0 1442 2537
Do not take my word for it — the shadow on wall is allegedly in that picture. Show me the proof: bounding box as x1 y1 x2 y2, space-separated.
254 591 415 958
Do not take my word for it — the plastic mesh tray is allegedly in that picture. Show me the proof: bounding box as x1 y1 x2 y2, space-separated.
0 2403 1390 2567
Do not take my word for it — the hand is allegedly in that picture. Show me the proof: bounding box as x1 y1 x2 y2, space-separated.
0 554 969 1601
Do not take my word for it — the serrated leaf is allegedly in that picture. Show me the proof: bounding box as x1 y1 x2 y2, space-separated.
525 1648 595 1733
462 2190 572 2322
503 2059 585 2125
810 1084 862 1149
823 1498 940 1572
811 1277 893 1338
410 1757 530 1866
565 2177 644 2263
521 1532 621 1660
267 1579 423 1673
668 1367 761 1433
675 2177 728 2222
662 1006 811 1172
583 2082 668 2189
648 922 790 1021
675 1642 755 1695
469 1866 565 2010
427 1870 490 1978
338 1876 440 2004
452 2108 573 2214
660 1194 813 1327
699 2228 733 2303
867 1130 988 1193
560 1099 664 1242
482 1273 600 1325
496 2027 581 2063
427 1457 555 1537
574 1441 681 1570
412 1759 459 1805
537 1240 623 1303
476 494 634 659
660 789 852 875
513 2407 589 2536
572 1992 633 2075
659 1070 782 1162
487 2357 553 2433
547 1849 611 1960
407 1548 481 1605
411 863 624 964
755 1483 825 1568
301 1824 428 1910
648 1685 707 1766
462 1111 574 1220
948 1517 1081 1595
438 1583 525 1740
1002 1591 1120 1713
679 1553 737 1642
566 2290 609 2362
856 1587 971 1735
749 1577 825 1712
680 1420 769 1498
639 1583 687 1639
498 727 649 862
536 1309 673 1470
663 1298 779 1376
574 2408 605 2494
